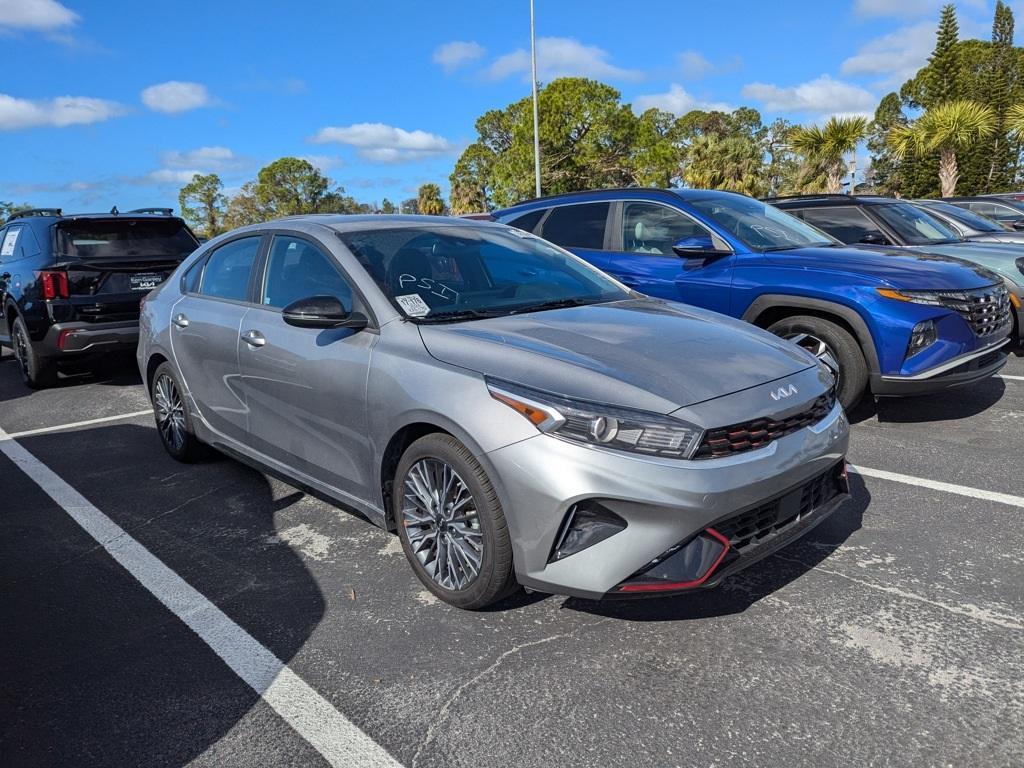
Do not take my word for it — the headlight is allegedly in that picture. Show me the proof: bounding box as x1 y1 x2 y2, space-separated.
906 319 937 358
876 287 948 307
487 379 704 459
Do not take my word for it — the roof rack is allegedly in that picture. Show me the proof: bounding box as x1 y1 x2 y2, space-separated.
129 207 174 215
7 207 63 221
764 194 855 202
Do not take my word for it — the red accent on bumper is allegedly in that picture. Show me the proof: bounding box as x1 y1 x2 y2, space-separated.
616 527 731 593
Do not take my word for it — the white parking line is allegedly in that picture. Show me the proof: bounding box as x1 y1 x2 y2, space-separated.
850 464 1024 509
0 425 401 768
6 410 153 439
998 374 1024 382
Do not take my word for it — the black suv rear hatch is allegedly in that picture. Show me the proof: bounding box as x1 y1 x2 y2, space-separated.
54 217 199 323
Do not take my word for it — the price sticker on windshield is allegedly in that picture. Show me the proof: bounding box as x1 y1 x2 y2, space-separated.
1 229 19 257
396 294 431 317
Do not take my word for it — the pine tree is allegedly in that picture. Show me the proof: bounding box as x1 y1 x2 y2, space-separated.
926 5 962 108
985 1 1016 190
867 93 907 195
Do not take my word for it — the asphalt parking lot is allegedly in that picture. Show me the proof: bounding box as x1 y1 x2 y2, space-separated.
1 351 1022 768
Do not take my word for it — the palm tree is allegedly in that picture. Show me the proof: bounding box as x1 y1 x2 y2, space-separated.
888 100 997 197
788 116 869 193
1006 103 1024 140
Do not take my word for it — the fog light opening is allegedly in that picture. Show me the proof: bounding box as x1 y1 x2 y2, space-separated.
614 528 730 593
548 500 627 563
905 319 937 359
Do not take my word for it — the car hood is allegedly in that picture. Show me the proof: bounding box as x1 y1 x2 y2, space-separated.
969 232 1024 245
899 242 1024 285
418 298 816 413
771 245 999 290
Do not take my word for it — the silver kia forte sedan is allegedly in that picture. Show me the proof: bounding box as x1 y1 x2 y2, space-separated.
138 215 850 609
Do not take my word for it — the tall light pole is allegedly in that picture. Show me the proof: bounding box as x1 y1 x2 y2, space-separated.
530 0 541 197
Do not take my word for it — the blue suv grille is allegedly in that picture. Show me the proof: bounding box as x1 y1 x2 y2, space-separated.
694 392 835 460
937 285 1011 337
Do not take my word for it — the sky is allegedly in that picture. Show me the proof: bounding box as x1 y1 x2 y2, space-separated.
0 0 1018 211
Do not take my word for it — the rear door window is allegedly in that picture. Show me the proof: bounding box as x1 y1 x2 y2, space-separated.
795 206 886 244
966 201 1021 224
540 203 610 249
199 237 261 302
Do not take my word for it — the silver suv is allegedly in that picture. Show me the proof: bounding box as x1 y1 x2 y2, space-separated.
138 215 850 609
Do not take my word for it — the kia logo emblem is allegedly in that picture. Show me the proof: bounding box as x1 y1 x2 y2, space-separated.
771 384 798 401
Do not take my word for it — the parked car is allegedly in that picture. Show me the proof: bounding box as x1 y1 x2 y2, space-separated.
0 208 200 388
139 215 850 609
769 194 1024 343
493 189 1011 409
944 195 1024 230
914 199 1024 244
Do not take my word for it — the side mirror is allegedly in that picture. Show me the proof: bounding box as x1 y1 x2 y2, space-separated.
282 295 367 330
671 235 729 257
1011 219 1024 232
859 232 890 245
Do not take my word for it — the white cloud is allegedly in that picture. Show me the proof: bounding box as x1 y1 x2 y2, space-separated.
741 75 876 115
433 41 485 73
0 93 126 130
852 0 983 18
633 84 733 116
0 0 77 30
678 51 714 79
147 169 200 185
840 20 937 89
484 36 642 82
140 81 213 114
160 146 247 173
310 122 455 163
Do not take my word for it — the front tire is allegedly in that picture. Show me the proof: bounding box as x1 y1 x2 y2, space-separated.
151 362 207 462
394 434 517 609
768 315 868 409
12 315 57 389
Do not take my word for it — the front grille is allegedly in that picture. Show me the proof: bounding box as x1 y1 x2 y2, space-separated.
938 285 1011 337
694 392 834 460
713 462 845 554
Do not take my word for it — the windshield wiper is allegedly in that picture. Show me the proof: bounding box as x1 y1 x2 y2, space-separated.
413 308 509 324
507 296 606 315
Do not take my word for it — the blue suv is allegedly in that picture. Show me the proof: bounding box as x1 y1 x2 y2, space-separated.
493 189 1011 408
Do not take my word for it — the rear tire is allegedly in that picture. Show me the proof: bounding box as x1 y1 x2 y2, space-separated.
151 362 208 462
12 315 57 389
768 315 868 409
394 433 517 609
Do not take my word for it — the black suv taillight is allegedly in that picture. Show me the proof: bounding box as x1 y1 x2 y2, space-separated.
39 270 69 300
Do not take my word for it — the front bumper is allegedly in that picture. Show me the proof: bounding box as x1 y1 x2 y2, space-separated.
872 337 1009 396
486 401 850 600
39 320 140 357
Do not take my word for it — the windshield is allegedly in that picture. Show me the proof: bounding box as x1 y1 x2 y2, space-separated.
920 201 1004 233
689 195 836 251
338 224 629 322
57 218 200 260
871 203 959 245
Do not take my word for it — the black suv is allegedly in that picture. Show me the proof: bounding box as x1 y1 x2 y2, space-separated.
0 208 199 388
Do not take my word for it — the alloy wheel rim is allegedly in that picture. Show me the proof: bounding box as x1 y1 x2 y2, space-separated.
13 325 30 379
154 374 186 452
787 332 841 389
401 458 483 591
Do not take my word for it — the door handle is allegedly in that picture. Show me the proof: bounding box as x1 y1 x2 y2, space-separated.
241 329 266 348
172 313 189 328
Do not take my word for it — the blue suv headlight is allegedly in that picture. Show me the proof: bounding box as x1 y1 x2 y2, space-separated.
906 320 937 358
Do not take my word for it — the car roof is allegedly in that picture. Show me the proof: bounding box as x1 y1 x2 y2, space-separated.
251 213 513 234
767 195 892 207
492 187 758 215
